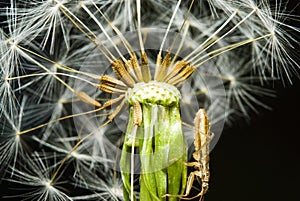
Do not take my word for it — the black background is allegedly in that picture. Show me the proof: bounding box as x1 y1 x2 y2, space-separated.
206 80 300 201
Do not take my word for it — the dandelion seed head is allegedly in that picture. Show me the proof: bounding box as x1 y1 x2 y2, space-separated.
200 86 208 94
4 76 9 84
57 98 65 105
111 185 123 198
42 179 53 189
79 1 87 7
15 130 20 136
71 150 79 158
4 152 72 200
228 75 236 87
71 170 125 200
53 1 63 10
126 81 181 106
50 63 60 72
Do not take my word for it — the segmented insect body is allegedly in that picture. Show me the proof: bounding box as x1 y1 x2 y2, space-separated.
162 109 212 201
185 109 212 201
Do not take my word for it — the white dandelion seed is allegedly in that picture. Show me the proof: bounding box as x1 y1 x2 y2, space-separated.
14 0 80 54
71 169 125 201
215 54 276 118
32 122 115 175
4 151 72 201
0 97 47 174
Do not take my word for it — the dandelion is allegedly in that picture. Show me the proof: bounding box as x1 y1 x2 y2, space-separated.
4 152 72 201
71 170 124 201
0 0 299 201
0 97 45 174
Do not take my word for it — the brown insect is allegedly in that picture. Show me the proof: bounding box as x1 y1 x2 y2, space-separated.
164 108 213 201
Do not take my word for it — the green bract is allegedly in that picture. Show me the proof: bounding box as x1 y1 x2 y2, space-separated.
121 81 187 201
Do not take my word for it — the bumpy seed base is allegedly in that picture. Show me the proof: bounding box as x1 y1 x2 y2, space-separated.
126 81 181 106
